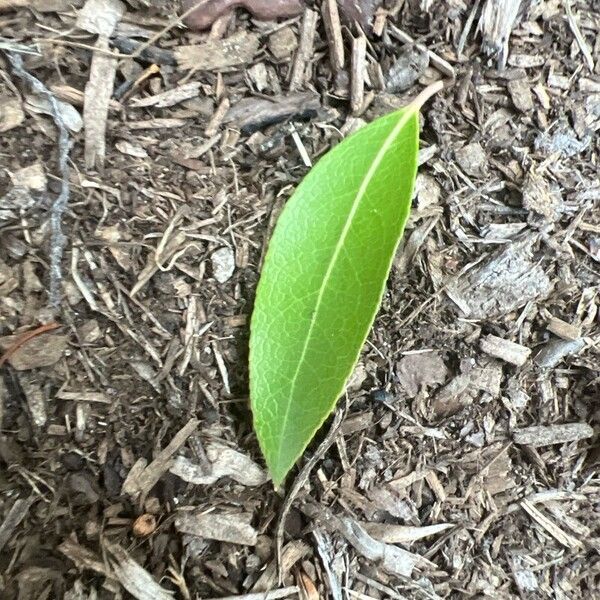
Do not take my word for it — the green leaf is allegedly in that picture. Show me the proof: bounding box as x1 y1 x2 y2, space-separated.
250 102 422 486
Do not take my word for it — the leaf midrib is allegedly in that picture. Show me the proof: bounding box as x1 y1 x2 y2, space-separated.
274 106 418 472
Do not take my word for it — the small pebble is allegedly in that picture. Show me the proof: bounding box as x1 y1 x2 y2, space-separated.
133 513 157 537
211 247 235 283
371 389 393 403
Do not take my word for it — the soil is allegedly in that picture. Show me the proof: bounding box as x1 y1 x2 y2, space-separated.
0 1 599 599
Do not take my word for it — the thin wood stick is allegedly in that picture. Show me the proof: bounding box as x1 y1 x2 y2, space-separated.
121 0 211 64
275 408 345 584
350 34 366 115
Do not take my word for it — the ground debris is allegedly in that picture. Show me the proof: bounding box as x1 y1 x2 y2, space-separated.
454 142 487 178
1 0 598 596
290 8 318 91
522 168 561 224
268 26 298 60
520 500 583 549
545 315 581 341
337 0 383 31
252 540 310 592
429 357 502 419
302 501 432 578
338 518 432 578
507 77 533 112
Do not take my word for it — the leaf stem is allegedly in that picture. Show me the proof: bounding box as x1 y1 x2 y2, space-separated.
408 79 445 112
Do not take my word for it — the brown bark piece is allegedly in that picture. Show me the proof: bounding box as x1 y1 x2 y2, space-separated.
175 31 259 71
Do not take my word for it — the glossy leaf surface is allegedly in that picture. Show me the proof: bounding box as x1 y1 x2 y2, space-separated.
250 106 420 485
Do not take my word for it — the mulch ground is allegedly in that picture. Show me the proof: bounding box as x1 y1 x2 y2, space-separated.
1 0 599 598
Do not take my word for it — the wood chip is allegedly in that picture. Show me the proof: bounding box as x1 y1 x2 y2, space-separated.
25 92 83 132
339 518 431 578
0 95 25 132
205 97 230 137
268 26 298 60
480 334 531 366
175 511 258 545
55 390 111 403
565 0 594 72
0 497 35 550
520 500 583 549
115 139 148 158
534 337 586 368
224 92 320 134
397 351 448 397
252 540 310 592
386 45 429 93
104 540 174 600
448 236 552 319
129 82 201 108
507 78 534 113
76 0 125 37
175 31 259 71
322 0 344 73
124 118 187 130
182 0 304 30
389 24 455 80
204 588 299 600
84 36 118 170
350 34 366 115
513 423 594 447
477 0 521 69
122 418 199 498
289 8 318 91
361 522 453 544
546 316 581 341
169 442 267 486
10 162 46 192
